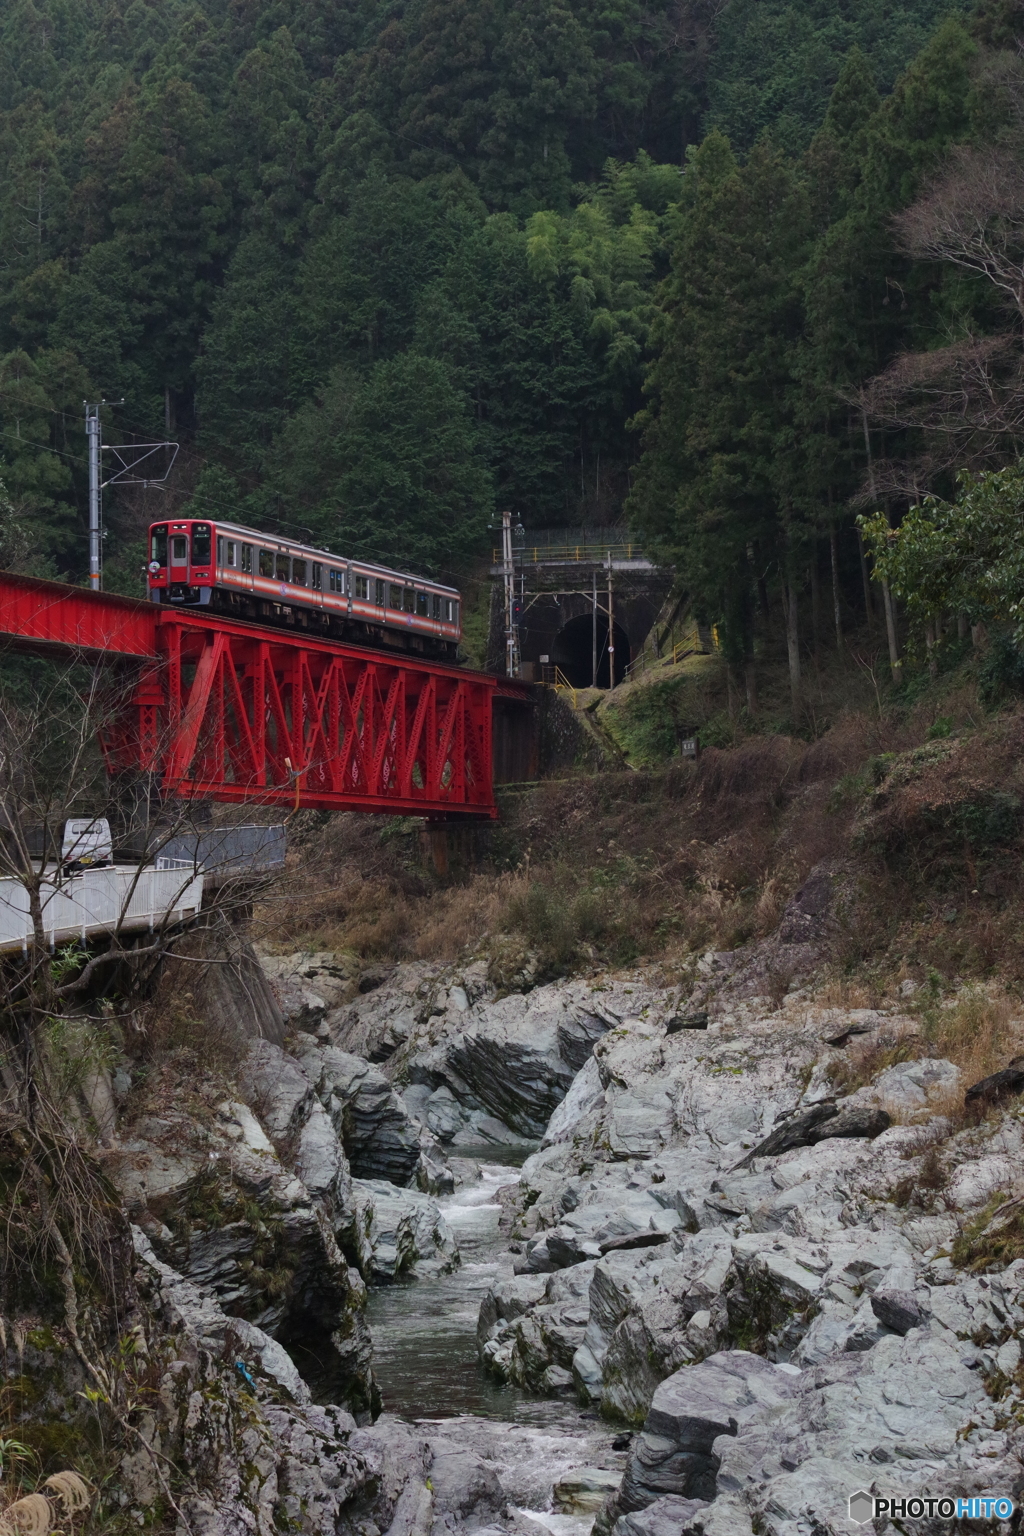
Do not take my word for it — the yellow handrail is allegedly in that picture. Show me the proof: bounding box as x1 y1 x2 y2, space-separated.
551 666 578 709
492 542 641 565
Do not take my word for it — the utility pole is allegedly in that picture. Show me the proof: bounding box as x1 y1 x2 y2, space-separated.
82 402 178 593
607 551 615 687
501 508 518 679
592 569 598 689
85 403 102 591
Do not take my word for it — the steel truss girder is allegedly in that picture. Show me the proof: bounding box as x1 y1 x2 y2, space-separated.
102 616 497 818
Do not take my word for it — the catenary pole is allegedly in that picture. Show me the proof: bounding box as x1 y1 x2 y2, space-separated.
606 552 614 687
592 569 598 688
85 402 102 591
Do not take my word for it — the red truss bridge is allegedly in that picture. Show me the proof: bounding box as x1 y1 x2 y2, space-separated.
0 573 531 818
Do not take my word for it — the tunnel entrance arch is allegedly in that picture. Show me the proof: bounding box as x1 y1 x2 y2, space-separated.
552 614 630 688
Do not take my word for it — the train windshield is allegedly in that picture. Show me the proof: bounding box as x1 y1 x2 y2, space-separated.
192 524 212 564
150 526 167 565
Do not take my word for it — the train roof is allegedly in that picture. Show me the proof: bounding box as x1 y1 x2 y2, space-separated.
158 517 460 595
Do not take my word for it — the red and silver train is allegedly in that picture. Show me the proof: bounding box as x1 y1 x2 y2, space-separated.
147 519 461 659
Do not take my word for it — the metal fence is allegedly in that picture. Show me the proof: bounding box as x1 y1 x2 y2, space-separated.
154 824 286 879
492 541 646 565
0 866 205 952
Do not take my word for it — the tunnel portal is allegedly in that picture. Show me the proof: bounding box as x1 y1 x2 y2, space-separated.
552 614 630 689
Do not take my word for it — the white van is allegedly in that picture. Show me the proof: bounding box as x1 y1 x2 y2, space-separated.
61 817 113 872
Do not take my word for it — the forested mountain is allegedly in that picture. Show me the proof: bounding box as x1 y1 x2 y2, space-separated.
0 0 1015 621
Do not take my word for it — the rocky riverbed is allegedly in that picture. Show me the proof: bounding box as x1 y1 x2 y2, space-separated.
64 882 1024 1535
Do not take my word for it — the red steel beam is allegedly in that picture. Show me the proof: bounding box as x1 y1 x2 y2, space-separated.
0 571 505 817
0 571 160 658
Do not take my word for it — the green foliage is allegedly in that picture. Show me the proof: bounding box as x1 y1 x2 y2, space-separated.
956 791 1021 849
705 0 967 154
271 353 493 572
629 131 814 661
862 466 1024 646
607 677 694 765
0 0 991 592
978 633 1024 708
952 1191 1024 1271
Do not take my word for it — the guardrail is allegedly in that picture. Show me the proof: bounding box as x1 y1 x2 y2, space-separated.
551 666 580 709
492 542 645 565
154 824 286 882
0 865 205 952
623 641 703 684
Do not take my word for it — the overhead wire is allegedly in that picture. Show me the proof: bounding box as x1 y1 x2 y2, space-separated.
0 378 455 578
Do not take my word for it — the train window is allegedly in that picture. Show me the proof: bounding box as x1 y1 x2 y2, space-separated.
217 538 224 565
389 583 402 608
259 549 273 577
226 540 237 567
375 579 385 606
151 526 167 565
171 536 187 563
355 575 368 601
241 543 252 573
452 601 460 625
403 587 415 614
292 558 307 586
416 591 428 617
275 553 290 582
192 524 211 564
432 594 441 620
312 562 322 591
329 568 346 595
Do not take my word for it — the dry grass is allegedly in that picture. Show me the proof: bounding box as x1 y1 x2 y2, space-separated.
923 986 1024 1087
243 671 1024 998
811 974 883 1010
822 985 1023 1138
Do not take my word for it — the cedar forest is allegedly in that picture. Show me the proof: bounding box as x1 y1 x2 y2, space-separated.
1 0 1023 690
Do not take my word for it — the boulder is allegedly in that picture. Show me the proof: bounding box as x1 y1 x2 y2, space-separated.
871 1057 960 1111
613 1495 709 1536
870 1289 929 1336
350 1179 458 1282
612 1351 799 1518
405 986 613 1137
129 1228 381 1528
811 1104 890 1141
109 1097 371 1407
554 1468 623 1512
257 949 357 1032
733 1103 839 1167
964 1058 1024 1110
292 1041 436 1187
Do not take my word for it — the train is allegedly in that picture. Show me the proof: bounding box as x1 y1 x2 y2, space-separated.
147 518 462 660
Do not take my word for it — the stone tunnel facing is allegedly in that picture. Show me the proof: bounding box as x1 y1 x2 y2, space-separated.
552 614 630 689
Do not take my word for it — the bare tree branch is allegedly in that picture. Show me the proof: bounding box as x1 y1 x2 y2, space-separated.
895 143 1024 320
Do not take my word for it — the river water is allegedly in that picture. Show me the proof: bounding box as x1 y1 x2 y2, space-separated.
365 1159 625 1534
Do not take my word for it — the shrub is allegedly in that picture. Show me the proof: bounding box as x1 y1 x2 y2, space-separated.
978 633 1024 708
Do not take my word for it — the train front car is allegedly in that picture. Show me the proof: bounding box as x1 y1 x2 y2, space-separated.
146 519 462 661
147 520 214 606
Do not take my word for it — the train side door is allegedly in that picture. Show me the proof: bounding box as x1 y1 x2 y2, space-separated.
169 525 189 591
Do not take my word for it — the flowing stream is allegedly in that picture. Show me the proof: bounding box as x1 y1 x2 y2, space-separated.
365 1157 626 1534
